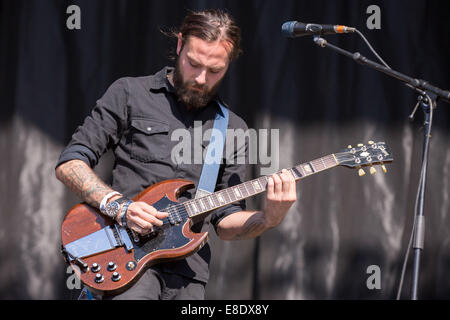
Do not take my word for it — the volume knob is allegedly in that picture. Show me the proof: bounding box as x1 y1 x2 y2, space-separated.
91 263 100 273
94 273 104 283
111 271 121 282
107 261 117 271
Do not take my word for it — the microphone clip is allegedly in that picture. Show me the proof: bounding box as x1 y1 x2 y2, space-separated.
313 36 327 47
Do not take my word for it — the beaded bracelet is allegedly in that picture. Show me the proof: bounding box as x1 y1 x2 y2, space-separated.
119 200 133 228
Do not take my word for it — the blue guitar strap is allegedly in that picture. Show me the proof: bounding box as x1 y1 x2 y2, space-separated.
195 101 229 198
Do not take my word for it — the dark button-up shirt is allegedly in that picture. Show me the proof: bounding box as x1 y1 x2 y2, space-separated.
57 66 248 283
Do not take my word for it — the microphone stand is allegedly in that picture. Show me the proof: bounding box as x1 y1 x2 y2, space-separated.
311 35 449 300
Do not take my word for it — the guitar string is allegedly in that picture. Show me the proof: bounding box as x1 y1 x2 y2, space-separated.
160 153 354 224
155 149 386 226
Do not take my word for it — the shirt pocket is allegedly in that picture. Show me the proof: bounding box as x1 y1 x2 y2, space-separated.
129 118 170 163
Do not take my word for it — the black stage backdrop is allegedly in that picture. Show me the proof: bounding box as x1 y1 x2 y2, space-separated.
1 0 449 300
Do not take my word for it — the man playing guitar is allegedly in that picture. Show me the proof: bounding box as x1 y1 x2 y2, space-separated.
56 9 297 300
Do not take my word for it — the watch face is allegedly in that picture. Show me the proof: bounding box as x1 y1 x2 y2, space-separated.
105 201 120 218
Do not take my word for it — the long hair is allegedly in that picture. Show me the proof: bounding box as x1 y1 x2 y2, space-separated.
163 9 242 62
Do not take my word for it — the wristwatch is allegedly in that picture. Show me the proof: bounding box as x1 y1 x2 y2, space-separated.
105 197 129 219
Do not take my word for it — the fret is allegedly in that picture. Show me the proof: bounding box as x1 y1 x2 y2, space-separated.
224 189 234 203
206 195 214 208
211 194 219 207
331 153 339 165
183 203 193 217
204 198 211 211
260 176 269 189
222 190 230 205
243 183 251 196
252 179 262 192
302 163 313 175
311 162 318 171
246 181 256 195
320 157 326 170
291 167 302 179
288 168 297 179
238 184 245 197
217 193 225 205
233 187 242 199
321 157 328 168
311 161 320 172
190 202 198 214
315 159 324 171
296 165 305 177
323 156 334 169
330 154 338 166
242 185 247 196
198 198 206 211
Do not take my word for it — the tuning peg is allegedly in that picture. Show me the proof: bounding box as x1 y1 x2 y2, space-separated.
347 145 352 149
370 166 377 175
357 143 364 147
358 168 365 176
368 140 374 145
381 165 387 173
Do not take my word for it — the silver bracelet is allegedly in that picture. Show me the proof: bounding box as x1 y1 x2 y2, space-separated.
119 200 133 227
99 191 121 214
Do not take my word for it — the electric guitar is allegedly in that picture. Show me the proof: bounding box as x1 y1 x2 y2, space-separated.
61 141 393 295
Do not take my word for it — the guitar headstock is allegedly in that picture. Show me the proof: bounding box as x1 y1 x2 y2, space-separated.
336 141 393 176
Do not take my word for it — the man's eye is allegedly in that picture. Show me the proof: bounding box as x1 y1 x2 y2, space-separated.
189 61 200 68
210 69 221 74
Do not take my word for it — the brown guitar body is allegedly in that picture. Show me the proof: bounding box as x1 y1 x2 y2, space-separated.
61 179 209 296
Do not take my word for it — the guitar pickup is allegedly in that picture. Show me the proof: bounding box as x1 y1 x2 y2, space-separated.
168 212 183 225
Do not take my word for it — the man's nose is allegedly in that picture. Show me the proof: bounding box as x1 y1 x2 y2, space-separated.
195 69 207 86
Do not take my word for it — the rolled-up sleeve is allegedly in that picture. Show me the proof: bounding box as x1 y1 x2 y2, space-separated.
56 78 129 169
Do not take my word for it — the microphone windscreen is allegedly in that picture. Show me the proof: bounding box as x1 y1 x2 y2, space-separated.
281 21 297 37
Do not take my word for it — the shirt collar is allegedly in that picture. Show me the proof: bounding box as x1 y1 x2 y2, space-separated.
149 66 175 93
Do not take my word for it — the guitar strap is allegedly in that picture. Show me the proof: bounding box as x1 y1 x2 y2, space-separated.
195 101 229 198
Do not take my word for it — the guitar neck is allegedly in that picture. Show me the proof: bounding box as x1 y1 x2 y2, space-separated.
183 153 339 218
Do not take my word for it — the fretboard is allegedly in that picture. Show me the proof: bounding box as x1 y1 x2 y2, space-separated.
182 153 339 218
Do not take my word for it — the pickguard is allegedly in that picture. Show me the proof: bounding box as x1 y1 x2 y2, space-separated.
132 195 191 261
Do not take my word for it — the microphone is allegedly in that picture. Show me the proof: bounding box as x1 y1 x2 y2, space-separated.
282 21 355 38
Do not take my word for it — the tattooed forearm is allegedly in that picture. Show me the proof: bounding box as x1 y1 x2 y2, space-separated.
55 159 114 208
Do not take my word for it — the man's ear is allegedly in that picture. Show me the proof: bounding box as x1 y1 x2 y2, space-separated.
176 33 183 56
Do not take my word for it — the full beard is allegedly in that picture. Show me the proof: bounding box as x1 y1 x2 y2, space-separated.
172 58 222 109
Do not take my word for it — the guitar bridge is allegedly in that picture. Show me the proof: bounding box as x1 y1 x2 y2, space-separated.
62 224 134 263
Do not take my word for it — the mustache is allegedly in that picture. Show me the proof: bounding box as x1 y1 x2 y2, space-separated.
186 82 207 92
